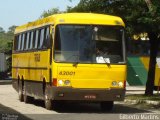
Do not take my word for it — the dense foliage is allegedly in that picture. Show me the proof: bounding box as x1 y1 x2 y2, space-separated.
0 26 16 53
0 26 16 74
40 8 63 18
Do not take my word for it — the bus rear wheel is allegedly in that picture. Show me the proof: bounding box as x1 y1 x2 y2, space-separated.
18 82 24 102
100 101 114 111
23 86 33 103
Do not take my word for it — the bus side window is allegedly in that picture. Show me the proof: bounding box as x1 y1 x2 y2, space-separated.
39 28 45 49
28 31 31 50
43 26 50 48
14 35 19 51
23 33 27 50
21 33 25 51
35 30 40 49
29 31 33 49
25 32 30 50
37 29 41 49
18 34 22 51
32 31 36 50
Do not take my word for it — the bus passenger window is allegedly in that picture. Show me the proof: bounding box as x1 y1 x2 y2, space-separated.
25 32 30 50
31 31 35 49
39 28 45 49
18 34 22 51
21 34 25 51
43 27 50 48
23 33 27 50
14 35 19 51
35 30 40 49
29 31 33 49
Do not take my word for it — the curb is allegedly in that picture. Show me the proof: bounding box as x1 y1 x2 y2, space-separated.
0 80 12 85
125 99 160 106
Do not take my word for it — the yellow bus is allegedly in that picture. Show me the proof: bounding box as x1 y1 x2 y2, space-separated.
12 13 126 111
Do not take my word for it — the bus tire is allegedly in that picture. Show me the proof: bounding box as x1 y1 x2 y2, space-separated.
44 87 53 110
18 81 24 102
100 101 114 111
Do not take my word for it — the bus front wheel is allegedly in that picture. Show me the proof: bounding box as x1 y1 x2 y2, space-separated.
100 101 114 111
44 88 53 110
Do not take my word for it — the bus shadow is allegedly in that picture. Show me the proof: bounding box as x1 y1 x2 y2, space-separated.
55 102 151 114
0 104 31 120
29 100 151 114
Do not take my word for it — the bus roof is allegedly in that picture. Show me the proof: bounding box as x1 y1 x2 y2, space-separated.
15 13 125 34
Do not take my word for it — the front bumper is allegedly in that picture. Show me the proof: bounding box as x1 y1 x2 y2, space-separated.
47 86 125 101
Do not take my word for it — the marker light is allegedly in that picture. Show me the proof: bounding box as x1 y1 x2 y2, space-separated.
52 78 57 86
124 81 126 88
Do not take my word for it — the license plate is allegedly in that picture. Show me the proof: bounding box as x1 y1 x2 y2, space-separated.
84 95 96 99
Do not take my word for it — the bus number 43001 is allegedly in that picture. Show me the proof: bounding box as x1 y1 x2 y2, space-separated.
59 71 75 76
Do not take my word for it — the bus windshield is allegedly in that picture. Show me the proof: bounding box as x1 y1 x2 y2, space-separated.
54 25 125 64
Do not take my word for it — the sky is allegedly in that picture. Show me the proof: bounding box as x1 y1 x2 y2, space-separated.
0 0 80 31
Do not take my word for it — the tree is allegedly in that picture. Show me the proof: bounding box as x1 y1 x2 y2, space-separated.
0 25 15 53
0 27 7 52
0 27 5 33
0 26 15 73
7 25 17 34
40 8 62 18
69 0 160 95
143 0 160 95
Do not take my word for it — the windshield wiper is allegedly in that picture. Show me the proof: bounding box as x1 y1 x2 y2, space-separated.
97 51 111 68
102 57 111 68
73 61 79 67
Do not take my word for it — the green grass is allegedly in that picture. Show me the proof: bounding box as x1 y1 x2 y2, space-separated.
125 94 160 109
125 94 160 101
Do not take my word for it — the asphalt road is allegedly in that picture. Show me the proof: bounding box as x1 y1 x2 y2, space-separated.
0 84 160 120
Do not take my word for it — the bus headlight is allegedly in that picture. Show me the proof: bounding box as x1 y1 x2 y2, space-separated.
58 80 71 86
64 80 71 86
58 80 64 86
118 82 123 87
112 81 117 86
